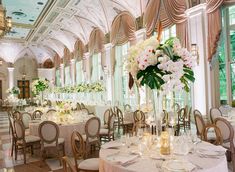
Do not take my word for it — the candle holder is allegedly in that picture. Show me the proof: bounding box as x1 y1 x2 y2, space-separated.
160 131 170 155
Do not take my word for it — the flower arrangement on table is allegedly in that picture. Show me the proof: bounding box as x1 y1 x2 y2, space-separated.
32 78 49 95
6 86 20 95
55 101 77 122
90 82 105 92
5 94 19 106
127 36 196 94
50 82 105 93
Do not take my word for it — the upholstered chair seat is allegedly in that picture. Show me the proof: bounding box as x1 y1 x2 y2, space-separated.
78 158 99 171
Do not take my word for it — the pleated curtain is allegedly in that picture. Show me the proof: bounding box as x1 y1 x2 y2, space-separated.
110 11 137 75
89 28 106 74
145 0 189 48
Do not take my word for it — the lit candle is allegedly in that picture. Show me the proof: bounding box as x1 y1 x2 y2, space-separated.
160 131 170 155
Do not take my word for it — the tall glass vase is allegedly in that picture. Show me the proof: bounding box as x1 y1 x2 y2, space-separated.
152 89 163 132
40 91 44 105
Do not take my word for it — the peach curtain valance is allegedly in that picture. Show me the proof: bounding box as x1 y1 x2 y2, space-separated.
54 53 60 68
145 0 189 48
110 11 137 46
89 28 105 54
89 28 106 72
63 47 71 66
206 0 224 61
144 0 161 37
74 39 85 62
206 0 235 61
163 0 189 48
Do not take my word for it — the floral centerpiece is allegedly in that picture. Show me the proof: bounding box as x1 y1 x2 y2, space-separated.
32 78 49 95
127 37 195 93
6 86 20 95
127 36 196 118
90 82 105 92
56 101 76 122
5 94 19 106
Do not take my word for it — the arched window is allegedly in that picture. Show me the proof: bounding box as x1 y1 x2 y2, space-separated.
111 12 137 106
54 54 61 87
89 28 105 83
74 40 85 84
64 47 72 86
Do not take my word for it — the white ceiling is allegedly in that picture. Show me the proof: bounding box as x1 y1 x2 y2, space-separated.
0 0 201 64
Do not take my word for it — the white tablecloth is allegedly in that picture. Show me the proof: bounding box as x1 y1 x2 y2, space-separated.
29 121 87 155
86 105 111 121
99 140 228 172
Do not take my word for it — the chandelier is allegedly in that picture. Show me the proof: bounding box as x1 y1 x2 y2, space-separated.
0 0 12 38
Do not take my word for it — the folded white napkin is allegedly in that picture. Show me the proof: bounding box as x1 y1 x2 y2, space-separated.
198 142 226 153
107 154 139 165
162 160 196 172
101 142 123 149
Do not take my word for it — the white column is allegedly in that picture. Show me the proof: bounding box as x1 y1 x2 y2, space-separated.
186 4 215 115
7 67 14 89
60 64 65 87
70 59 76 86
84 52 91 82
135 28 146 43
104 43 114 103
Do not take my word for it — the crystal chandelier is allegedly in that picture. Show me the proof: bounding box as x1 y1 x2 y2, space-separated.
0 0 12 38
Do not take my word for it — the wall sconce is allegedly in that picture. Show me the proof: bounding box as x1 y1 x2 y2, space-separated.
103 66 110 76
191 44 199 65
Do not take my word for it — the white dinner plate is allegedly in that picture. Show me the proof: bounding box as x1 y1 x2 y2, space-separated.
196 149 224 157
162 159 195 172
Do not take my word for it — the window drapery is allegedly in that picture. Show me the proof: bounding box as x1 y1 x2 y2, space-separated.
145 0 189 48
89 28 106 71
110 11 137 45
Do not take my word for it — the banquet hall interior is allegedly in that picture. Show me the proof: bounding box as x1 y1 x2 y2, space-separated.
1 0 235 172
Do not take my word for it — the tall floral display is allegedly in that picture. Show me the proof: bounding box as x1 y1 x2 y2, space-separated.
127 36 196 119
6 86 20 96
32 78 49 104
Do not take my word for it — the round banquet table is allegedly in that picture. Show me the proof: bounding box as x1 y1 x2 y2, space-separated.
99 139 228 172
29 121 87 155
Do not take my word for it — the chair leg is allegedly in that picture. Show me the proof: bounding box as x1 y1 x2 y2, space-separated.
15 145 17 160
31 145 34 155
40 149 45 167
11 140 14 157
23 146 26 164
62 143 65 156
57 147 62 166
232 152 235 171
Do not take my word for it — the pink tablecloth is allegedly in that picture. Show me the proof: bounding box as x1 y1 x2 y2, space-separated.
29 122 86 155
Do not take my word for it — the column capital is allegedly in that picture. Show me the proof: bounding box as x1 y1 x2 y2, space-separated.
185 3 206 17
104 43 112 50
70 59 76 64
83 52 90 59
7 67 14 72
60 63 64 68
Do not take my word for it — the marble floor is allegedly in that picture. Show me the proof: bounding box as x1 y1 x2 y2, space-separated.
0 112 67 172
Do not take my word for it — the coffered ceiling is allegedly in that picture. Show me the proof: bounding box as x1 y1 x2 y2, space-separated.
0 0 203 65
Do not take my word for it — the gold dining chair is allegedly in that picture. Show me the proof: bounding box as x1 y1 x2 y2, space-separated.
194 109 206 139
38 121 65 165
14 119 40 164
83 117 101 157
100 113 115 142
210 107 222 124
32 110 43 119
71 131 99 172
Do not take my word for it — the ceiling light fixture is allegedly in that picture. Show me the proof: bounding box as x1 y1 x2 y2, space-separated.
0 0 12 38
